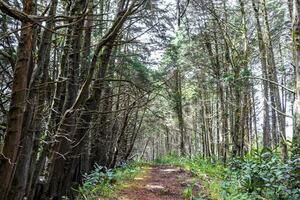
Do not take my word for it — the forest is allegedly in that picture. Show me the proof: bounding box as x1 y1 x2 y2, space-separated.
0 0 300 199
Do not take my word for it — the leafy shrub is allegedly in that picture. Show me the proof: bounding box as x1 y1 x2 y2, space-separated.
75 164 114 199
75 162 142 199
221 149 300 200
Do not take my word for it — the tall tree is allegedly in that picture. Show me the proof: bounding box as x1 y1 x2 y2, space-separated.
0 0 33 198
293 0 300 156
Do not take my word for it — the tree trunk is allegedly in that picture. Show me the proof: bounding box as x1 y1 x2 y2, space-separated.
252 0 271 148
262 0 288 159
0 1 33 198
8 1 58 198
292 0 300 156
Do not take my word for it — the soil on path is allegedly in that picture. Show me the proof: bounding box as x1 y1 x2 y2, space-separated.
117 165 201 200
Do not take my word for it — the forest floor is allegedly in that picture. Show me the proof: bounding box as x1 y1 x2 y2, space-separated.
115 165 203 200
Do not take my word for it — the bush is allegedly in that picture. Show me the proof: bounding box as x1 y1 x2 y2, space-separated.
75 162 142 199
221 149 300 200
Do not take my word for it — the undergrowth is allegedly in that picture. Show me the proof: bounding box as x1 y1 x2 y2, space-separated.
222 149 300 200
74 150 299 200
75 162 144 200
155 150 300 200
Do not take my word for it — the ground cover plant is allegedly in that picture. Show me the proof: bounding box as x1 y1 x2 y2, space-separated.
75 162 144 200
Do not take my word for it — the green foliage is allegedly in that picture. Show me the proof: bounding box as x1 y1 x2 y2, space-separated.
171 29 185 47
75 162 143 199
160 29 189 70
221 149 300 200
183 82 198 101
240 68 251 77
115 53 153 90
155 151 300 200
223 72 235 82
183 186 193 200
160 43 178 69
155 154 225 199
223 69 251 83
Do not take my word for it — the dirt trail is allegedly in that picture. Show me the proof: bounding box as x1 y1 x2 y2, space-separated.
117 165 201 200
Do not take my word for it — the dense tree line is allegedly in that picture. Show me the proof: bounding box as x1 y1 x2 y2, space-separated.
0 0 162 199
135 0 300 167
0 0 299 199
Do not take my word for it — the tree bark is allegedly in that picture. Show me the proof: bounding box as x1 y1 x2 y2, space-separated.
252 0 271 149
0 0 33 198
8 1 58 199
293 0 300 156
